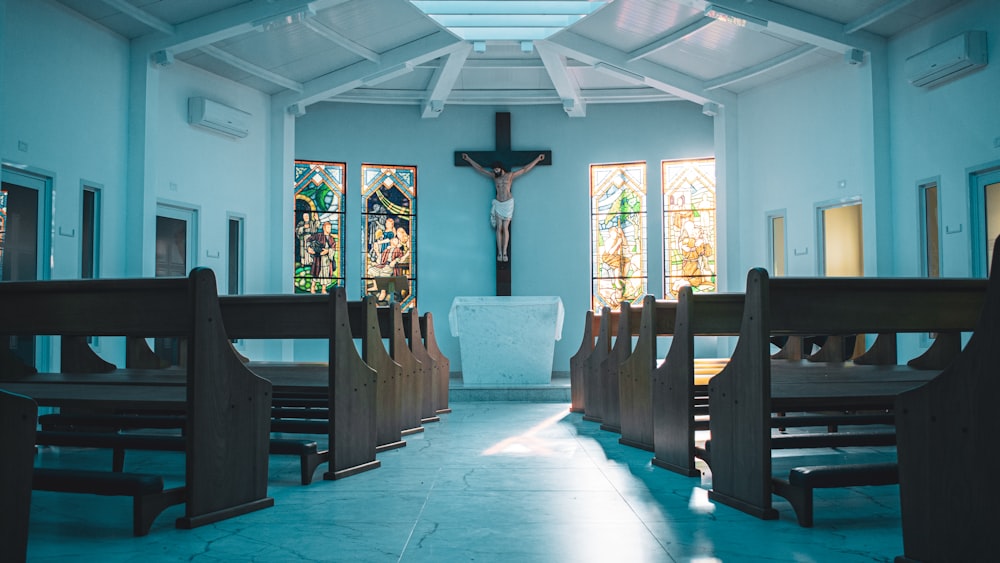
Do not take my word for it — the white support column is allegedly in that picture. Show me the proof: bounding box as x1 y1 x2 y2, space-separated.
714 101 740 293
124 50 161 277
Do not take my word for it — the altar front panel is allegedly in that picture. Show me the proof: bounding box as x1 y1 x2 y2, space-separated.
449 296 564 386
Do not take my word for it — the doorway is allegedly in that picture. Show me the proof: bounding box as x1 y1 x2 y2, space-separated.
818 200 864 277
154 204 197 364
976 168 1000 276
1 166 52 369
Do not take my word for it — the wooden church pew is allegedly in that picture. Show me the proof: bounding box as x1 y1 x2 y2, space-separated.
218 289 383 478
0 268 274 530
568 309 597 413
706 268 987 522
598 300 644 434
582 306 613 424
0 389 37 562
894 244 1000 562
377 304 428 434
404 308 444 421
420 312 452 415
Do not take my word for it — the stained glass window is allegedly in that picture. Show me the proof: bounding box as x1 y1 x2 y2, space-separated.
591 162 646 311
294 160 345 294
663 158 716 299
362 164 416 310
0 189 7 277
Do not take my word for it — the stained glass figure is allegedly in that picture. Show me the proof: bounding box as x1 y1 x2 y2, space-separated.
0 189 6 277
663 158 716 299
294 160 345 294
591 162 646 311
362 164 416 310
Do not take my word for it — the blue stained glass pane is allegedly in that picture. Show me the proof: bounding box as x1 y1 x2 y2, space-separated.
362 165 416 310
294 160 346 294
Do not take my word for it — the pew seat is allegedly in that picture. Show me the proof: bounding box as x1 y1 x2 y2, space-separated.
31 468 186 536
35 431 327 485
772 462 899 527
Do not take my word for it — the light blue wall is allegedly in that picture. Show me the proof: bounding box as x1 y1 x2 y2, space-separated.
888 0 1000 278
1 0 130 280
736 57 878 279
295 102 714 371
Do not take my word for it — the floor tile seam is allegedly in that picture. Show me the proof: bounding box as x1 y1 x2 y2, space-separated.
397 467 441 562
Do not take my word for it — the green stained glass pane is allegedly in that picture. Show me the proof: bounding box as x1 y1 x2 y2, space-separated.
294 160 346 294
663 158 716 299
362 164 416 310
591 162 646 311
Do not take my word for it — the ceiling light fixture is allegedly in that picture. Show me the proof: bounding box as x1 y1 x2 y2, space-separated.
704 4 767 32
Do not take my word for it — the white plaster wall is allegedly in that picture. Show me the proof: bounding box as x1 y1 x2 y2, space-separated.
736 57 876 280
295 101 713 371
888 0 1000 278
1 0 129 280
154 61 270 293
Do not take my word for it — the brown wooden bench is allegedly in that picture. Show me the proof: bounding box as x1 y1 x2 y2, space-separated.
568 309 596 413
651 289 742 474
894 244 1000 562
218 290 383 478
376 304 427 434
582 306 613 424
707 268 987 524
0 269 273 530
420 312 452 415
598 301 644 434
0 389 38 561
404 307 442 423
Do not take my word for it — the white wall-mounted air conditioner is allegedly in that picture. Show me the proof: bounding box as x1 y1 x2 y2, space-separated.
187 97 250 138
904 30 987 88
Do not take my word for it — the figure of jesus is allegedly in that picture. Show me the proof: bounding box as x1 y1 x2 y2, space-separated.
462 152 545 262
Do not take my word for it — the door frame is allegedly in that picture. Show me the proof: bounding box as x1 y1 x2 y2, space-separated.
968 160 1000 278
815 196 863 276
1 165 55 371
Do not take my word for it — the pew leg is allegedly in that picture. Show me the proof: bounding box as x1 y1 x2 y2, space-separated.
772 479 813 527
135 486 186 536
113 448 125 472
302 451 329 485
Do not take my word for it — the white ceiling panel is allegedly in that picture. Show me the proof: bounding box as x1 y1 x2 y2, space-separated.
54 0 967 115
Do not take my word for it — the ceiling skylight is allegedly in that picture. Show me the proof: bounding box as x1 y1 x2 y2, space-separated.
410 1 608 41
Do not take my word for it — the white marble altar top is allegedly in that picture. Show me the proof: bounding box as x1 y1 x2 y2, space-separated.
448 296 564 340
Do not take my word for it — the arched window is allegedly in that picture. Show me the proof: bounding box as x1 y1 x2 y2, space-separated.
591 162 646 311
362 164 416 310
663 158 716 299
294 160 345 294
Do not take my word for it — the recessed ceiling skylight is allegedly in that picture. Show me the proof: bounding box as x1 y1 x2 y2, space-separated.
411 0 607 41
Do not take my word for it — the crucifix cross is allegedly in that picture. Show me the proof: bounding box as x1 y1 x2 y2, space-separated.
454 112 552 296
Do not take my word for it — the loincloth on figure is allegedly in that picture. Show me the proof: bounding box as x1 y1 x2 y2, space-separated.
490 198 515 228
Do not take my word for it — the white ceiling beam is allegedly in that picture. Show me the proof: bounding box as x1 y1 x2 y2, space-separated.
421 42 472 118
546 31 735 107
703 0 884 53
274 31 464 109
535 40 585 117
302 18 381 63
627 16 713 62
704 44 818 90
99 0 175 36
199 45 304 92
133 0 350 59
843 0 916 35
333 87 679 105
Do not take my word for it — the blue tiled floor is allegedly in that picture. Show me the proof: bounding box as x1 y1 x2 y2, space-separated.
26 402 903 562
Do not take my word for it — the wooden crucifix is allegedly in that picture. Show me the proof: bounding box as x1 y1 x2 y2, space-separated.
455 112 552 296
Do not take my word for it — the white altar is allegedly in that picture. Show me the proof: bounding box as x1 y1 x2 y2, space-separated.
449 296 564 386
